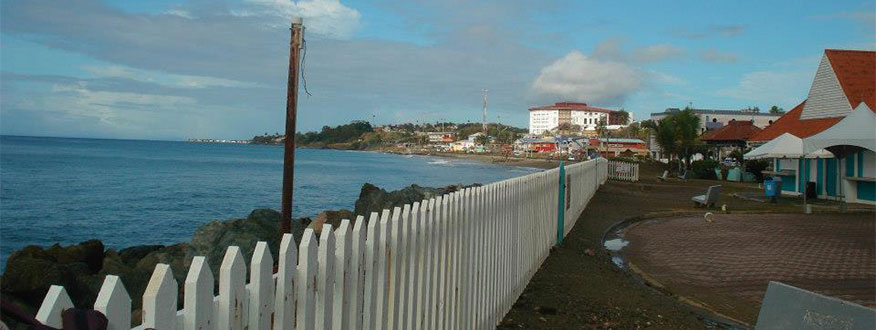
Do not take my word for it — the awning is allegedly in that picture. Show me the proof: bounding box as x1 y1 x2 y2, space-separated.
802 103 876 156
744 132 833 160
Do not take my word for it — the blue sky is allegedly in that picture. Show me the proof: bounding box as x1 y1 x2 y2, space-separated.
2 0 874 140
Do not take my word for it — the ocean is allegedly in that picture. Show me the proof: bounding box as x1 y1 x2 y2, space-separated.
0 136 538 271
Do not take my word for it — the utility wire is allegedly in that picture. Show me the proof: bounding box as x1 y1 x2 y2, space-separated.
301 37 312 97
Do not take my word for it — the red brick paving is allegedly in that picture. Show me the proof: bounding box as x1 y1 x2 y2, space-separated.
624 213 876 323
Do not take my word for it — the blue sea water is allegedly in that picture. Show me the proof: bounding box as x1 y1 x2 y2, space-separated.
0 136 538 271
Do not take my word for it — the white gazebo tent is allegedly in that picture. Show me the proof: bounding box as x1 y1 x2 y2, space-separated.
802 103 876 204
745 133 832 160
745 133 832 207
802 103 876 156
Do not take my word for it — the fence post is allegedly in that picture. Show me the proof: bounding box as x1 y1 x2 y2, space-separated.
556 160 565 246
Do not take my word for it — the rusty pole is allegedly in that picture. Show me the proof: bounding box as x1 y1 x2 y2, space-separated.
281 17 303 234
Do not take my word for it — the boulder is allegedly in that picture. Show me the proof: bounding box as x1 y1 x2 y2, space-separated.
310 209 355 234
187 209 309 278
1 240 105 308
118 245 164 265
353 183 481 222
353 184 443 219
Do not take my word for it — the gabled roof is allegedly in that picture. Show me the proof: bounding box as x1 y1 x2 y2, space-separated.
529 102 616 113
825 49 876 111
749 49 874 142
700 120 763 142
749 101 842 142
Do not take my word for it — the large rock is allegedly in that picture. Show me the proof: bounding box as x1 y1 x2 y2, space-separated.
353 183 481 221
310 209 355 234
1 240 105 308
187 209 309 278
100 243 189 311
0 209 314 315
354 184 443 219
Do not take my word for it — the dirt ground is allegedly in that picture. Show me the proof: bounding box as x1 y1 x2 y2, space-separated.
499 162 876 329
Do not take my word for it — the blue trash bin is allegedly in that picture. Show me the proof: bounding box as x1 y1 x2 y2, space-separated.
764 179 777 197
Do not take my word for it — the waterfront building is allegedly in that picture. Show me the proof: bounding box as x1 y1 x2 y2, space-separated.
426 131 456 143
747 49 875 204
587 137 647 157
528 102 630 135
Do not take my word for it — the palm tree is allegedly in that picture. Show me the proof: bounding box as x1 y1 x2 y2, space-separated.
674 108 701 168
654 118 678 161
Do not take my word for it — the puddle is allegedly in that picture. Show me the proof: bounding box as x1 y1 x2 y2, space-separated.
603 237 630 268
611 256 624 268
603 238 629 251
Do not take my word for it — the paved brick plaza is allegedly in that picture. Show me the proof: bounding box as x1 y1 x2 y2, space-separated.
624 212 876 324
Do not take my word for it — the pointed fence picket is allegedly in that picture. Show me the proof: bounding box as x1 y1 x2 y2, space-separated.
297 229 318 330
275 233 297 330
316 225 335 330
35 158 607 330
250 242 274 330
332 219 352 330
95 275 131 330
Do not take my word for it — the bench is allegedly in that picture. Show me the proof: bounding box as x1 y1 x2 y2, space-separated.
657 170 669 181
692 185 721 208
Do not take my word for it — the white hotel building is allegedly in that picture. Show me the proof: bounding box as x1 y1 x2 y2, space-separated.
529 102 626 135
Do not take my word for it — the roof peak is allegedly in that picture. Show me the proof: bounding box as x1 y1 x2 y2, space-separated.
825 49 876 54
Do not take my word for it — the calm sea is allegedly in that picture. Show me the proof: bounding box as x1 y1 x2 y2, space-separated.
0 136 538 271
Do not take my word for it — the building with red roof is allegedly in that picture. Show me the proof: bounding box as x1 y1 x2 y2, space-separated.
747 49 875 204
752 49 875 143
701 120 763 145
528 102 629 135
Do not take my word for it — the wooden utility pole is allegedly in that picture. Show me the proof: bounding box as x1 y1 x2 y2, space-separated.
281 17 303 234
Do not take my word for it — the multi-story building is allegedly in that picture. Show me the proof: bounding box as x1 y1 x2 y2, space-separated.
426 132 456 143
647 108 783 160
649 108 782 134
529 102 628 135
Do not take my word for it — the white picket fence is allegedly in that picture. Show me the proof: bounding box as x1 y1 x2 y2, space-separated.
607 160 639 182
35 158 608 330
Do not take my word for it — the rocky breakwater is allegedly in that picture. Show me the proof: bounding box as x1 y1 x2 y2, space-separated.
1 181 479 321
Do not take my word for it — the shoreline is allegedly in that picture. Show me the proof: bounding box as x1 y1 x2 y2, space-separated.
287 143 567 170
248 140 567 170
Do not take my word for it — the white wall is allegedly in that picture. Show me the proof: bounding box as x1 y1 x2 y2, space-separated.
800 55 852 120
529 110 558 135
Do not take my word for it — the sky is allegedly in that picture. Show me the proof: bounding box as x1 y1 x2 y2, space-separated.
1 0 874 140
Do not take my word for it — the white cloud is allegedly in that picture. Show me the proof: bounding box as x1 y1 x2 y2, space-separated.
716 70 812 107
591 39 685 63
81 65 262 89
632 44 686 63
700 49 739 63
164 9 195 19
236 0 361 39
528 50 643 105
650 71 686 85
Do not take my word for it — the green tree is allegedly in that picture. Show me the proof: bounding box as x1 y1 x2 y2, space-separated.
555 123 572 136
674 108 701 168
769 105 785 114
654 117 678 160
615 110 630 125
596 118 608 139
652 108 700 169
475 134 490 145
